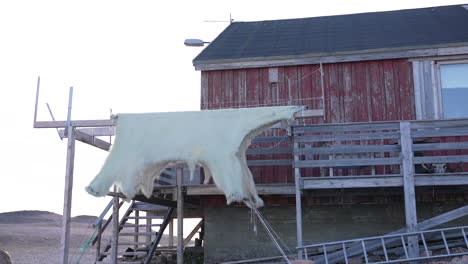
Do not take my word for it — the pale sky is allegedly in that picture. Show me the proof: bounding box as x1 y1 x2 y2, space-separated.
0 0 464 217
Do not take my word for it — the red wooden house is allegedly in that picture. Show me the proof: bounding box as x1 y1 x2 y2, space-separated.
189 4 468 263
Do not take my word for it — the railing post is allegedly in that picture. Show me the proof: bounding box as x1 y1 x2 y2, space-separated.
400 122 419 261
294 139 304 259
177 167 184 264
111 195 119 263
96 221 102 262
134 210 139 254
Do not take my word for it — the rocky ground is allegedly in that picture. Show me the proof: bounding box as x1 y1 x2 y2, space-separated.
0 210 101 264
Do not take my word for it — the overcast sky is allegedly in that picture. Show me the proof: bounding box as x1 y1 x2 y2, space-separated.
0 0 464 217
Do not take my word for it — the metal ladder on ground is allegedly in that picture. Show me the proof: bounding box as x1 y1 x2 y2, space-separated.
93 200 174 264
297 225 468 264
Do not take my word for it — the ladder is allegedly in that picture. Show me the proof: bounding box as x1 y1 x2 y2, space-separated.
297 225 468 264
94 200 174 264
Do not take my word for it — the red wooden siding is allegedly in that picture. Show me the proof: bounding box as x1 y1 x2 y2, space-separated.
200 58 415 204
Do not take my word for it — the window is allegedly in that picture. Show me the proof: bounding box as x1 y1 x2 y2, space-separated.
413 59 468 120
439 63 468 118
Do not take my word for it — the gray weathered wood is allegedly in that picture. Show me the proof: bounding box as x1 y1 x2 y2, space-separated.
111 196 119 263
134 210 139 252
414 155 468 164
412 127 468 137
301 174 468 189
411 118 468 129
34 119 115 128
400 122 418 261
247 147 292 155
294 144 400 155
33 76 40 124
60 87 75 264
247 160 292 166
294 132 399 142
146 212 152 244
294 157 401 168
169 219 174 247
294 142 303 259
177 167 184 264
293 122 399 134
74 130 111 151
251 136 290 143
301 175 404 189
183 219 203 247
413 142 468 151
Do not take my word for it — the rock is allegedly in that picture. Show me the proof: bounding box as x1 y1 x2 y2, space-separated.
0 250 12 264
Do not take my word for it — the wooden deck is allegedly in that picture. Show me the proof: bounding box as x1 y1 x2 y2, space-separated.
150 118 468 195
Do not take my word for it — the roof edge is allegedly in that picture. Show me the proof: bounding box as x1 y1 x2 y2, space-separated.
194 43 468 71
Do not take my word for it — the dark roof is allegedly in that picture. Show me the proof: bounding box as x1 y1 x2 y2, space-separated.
193 4 468 66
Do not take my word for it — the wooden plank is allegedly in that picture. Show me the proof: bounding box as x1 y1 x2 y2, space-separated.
74 130 111 151
400 122 418 260
251 136 290 143
415 175 468 186
168 220 174 247
412 127 468 138
294 157 401 168
413 142 468 151
246 147 292 155
194 46 468 71
294 144 400 155
294 142 303 259
60 87 75 264
183 219 203 247
414 155 468 164
176 167 184 264
411 119 468 129
294 132 400 142
294 109 324 118
301 175 403 189
34 119 115 128
183 184 296 195
247 160 292 166
292 122 399 134
111 196 119 263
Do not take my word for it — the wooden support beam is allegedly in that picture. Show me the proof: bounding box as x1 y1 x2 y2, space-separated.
177 167 184 264
34 119 115 128
111 195 119 263
293 142 303 259
60 87 75 264
400 122 419 261
183 219 203 247
169 219 174 247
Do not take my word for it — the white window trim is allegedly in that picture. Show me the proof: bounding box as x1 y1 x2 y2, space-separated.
435 59 468 119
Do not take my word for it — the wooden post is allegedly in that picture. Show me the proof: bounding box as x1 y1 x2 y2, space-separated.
294 142 304 259
146 211 152 244
169 219 174 247
177 167 184 264
60 87 75 264
400 122 419 260
96 221 102 262
111 195 119 263
134 210 139 253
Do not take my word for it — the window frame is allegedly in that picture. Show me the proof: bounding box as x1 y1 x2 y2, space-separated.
436 59 468 119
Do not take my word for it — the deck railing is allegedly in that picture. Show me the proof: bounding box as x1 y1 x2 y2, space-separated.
152 118 468 189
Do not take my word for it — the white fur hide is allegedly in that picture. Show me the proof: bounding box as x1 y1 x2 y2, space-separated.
86 106 301 207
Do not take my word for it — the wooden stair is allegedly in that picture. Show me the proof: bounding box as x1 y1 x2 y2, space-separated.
95 200 174 264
